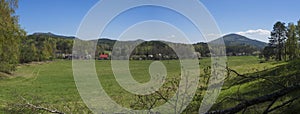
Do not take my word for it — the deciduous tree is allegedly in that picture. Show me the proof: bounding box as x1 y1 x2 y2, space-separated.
0 0 25 73
286 23 298 60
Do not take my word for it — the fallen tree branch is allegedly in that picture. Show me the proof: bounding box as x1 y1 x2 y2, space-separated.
226 67 287 89
24 103 65 114
21 97 65 114
266 95 300 113
206 84 300 114
262 98 278 114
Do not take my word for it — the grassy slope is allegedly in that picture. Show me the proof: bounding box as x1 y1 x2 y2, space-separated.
1 56 296 113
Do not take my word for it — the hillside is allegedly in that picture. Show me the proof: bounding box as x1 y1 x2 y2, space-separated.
222 34 267 49
31 32 76 39
27 32 267 57
30 32 267 49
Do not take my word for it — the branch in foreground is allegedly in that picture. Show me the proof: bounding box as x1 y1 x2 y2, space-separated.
21 97 65 114
24 103 65 114
266 95 300 113
206 84 300 114
226 67 287 89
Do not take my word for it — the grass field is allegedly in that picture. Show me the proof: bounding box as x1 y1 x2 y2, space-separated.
0 56 297 113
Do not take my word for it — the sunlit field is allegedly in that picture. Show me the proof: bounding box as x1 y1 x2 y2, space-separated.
1 56 296 113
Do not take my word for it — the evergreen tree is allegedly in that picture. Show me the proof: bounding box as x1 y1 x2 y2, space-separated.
269 22 287 61
297 20 300 51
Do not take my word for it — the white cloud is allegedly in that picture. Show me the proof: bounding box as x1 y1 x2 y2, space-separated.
235 29 270 42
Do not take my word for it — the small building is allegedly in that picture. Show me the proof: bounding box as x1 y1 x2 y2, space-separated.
99 54 109 60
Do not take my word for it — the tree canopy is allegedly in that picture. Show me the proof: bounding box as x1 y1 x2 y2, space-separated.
0 0 25 73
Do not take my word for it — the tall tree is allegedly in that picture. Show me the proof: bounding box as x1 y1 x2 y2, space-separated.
20 38 37 63
0 0 25 73
296 20 300 58
263 46 275 61
269 22 287 61
286 23 298 60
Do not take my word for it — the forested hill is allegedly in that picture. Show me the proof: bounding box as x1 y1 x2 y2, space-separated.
209 34 267 56
211 34 267 49
25 32 267 59
31 32 76 39
30 32 267 47
221 34 267 49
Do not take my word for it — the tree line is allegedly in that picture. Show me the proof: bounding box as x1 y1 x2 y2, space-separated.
0 0 74 73
263 20 300 61
0 0 25 73
20 33 73 63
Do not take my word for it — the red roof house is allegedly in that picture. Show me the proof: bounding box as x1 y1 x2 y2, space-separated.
99 54 109 60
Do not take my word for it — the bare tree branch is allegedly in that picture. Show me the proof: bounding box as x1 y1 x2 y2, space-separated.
206 84 300 114
263 98 278 114
21 97 65 114
24 103 65 114
266 95 300 113
226 67 287 89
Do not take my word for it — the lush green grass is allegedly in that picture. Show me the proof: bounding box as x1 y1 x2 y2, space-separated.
0 59 182 113
0 61 85 113
0 56 292 113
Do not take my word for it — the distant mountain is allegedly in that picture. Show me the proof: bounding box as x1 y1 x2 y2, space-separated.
30 32 267 48
221 34 267 49
97 38 116 45
28 32 267 56
31 32 76 39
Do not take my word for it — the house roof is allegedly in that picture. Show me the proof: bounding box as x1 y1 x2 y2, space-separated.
100 54 109 58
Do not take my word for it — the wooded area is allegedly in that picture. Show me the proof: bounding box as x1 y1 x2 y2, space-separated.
263 21 300 61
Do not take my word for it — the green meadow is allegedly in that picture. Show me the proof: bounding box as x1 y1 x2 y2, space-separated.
0 56 299 113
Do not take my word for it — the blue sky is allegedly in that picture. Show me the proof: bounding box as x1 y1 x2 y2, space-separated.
16 0 300 43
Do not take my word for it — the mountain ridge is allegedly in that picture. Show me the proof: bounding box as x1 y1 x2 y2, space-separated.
222 34 267 49
28 32 267 49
